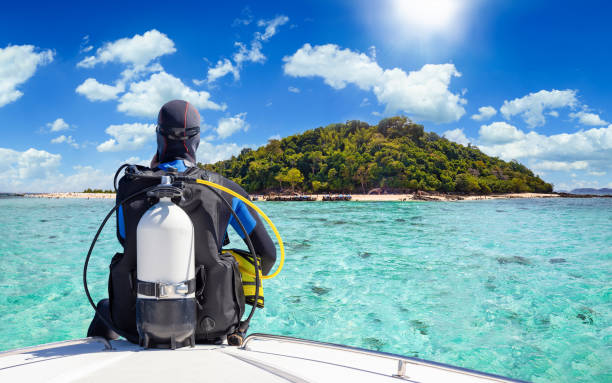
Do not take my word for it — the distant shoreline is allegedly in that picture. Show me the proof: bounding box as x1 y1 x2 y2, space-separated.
18 192 611 201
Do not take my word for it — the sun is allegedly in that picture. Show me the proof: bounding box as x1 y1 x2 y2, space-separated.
382 0 475 43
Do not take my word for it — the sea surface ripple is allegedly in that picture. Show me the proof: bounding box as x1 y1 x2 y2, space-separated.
0 197 610 382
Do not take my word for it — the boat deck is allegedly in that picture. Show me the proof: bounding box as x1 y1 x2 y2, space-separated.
0 333 526 382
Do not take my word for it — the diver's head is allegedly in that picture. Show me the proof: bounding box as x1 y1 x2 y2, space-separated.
153 100 200 167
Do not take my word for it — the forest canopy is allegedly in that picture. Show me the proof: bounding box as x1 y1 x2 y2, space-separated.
199 117 553 194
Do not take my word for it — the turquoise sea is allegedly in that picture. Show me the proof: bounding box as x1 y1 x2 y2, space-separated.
0 197 610 382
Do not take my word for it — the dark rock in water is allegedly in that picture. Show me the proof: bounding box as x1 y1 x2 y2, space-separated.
289 296 301 303
411 216 422 220
485 276 496 291
497 256 531 265
48 235 57 239
549 258 566 264
395 218 406 222
577 313 594 324
410 320 429 335
302 255 311 260
311 286 331 296
496 209 506 213
359 252 372 259
39 219 48 223
363 337 385 351
332 220 347 225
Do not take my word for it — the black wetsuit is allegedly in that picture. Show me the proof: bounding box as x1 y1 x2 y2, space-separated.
88 159 276 342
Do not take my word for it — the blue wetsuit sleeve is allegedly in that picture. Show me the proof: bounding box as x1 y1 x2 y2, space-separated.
228 198 256 238
117 205 126 240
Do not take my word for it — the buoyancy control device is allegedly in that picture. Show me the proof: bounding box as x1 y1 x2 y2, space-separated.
83 165 285 349
136 176 197 348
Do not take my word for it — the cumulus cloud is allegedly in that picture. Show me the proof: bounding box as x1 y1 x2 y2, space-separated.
283 43 466 123
118 72 225 117
442 128 470 146
77 30 175 69
500 89 578 128
471 106 497 121
97 123 155 152
51 135 79 148
0 45 54 107
207 14 289 84
76 78 124 101
46 118 70 132
0 147 61 191
569 111 608 126
478 121 526 144
477 123 612 174
196 140 246 164
207 59 240 83
216 113 249 139
288 86 300 93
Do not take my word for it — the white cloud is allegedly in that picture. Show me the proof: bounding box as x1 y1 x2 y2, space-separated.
256 15 290 41
207 14 289 84
207 59 240 83
233 7 254 26
478 121 525 144
442 128 469 145
268 134 281 140
569 111 608 126
97 123 155 152
0 148 61 191
216 113 249 139
0 45 54 107
0 148 117 192
283 43 466 123
548 111 559 117
51 135 79 148
77 30 175 69
233 41 265 66
46 118 70 132
76 78 124 101
500 89 578 128
360 98 370 107
196 140 246 164
79 35 93 53
122 156 150 166
477 124 612 173
530 160 589 172
118 71 225 117
471 106 497 121
288 86 300 93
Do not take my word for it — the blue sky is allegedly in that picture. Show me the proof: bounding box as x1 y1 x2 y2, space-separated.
1 0 611 192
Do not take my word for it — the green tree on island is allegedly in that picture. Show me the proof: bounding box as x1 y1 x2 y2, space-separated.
199 116 553 194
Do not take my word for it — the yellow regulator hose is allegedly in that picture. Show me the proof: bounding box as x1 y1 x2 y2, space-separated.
195 179 285 279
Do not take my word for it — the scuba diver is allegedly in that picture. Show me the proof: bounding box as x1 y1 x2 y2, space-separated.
87 99 277 347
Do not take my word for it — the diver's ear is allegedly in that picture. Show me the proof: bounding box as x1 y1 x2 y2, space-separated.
150 153 159 169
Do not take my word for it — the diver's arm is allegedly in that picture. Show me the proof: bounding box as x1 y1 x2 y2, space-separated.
222 179 277 275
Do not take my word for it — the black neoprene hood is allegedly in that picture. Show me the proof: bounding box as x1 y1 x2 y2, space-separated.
156 100 201 164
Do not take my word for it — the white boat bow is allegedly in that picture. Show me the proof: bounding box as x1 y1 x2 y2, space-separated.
0 333 527 382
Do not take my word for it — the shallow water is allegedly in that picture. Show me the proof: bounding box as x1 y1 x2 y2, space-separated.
0 197 610 382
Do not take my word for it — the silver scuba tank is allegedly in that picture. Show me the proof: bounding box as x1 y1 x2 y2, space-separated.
135 176 196 349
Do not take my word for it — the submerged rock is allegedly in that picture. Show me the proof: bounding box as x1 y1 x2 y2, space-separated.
311 286 331 296
549 258 566 264
358 252 373 259
497 256 531 265
410 320 429 335
363 337 385 351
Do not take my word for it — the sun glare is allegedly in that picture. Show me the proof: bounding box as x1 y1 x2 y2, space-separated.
386 0 473 41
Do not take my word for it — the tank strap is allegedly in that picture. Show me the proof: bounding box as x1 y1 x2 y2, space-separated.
137 278 196 299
